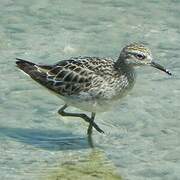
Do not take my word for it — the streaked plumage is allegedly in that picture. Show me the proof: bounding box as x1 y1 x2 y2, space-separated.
16 43 171 134
16 56 135 112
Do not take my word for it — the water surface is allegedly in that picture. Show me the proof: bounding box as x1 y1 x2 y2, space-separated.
0 0 180 179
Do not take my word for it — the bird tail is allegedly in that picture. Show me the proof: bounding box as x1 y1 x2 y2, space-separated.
16 58 55 90
16 58 37 75
16 58 49 85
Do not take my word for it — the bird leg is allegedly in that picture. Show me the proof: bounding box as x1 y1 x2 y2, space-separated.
87 112 95 135
58 104 104 134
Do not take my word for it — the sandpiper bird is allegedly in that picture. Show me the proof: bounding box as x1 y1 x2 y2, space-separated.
16 43 171 135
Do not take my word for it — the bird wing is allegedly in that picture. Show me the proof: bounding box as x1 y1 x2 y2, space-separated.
45 57 115 95
16 57 115 96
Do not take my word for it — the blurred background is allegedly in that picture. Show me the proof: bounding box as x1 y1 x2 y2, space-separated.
0 0 180 179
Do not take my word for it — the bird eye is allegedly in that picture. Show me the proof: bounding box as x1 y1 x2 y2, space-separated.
135 54 145 60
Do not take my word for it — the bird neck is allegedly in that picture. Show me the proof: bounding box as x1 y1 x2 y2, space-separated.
115 57 136 84
115 57 134 73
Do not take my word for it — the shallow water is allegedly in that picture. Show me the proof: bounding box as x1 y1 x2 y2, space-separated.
0 0 180 179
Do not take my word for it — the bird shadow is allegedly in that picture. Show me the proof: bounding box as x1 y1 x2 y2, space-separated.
0 126 94 151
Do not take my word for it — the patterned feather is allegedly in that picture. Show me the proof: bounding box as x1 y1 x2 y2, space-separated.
16 57 132 101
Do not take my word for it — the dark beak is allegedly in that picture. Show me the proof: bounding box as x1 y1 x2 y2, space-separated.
150 61 172 75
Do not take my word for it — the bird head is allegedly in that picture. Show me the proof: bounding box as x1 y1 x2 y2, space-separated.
119 43 171 75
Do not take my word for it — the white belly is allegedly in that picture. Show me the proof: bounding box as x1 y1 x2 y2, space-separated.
59 87 132 112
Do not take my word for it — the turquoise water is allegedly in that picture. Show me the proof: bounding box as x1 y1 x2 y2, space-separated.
0 0 180 179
